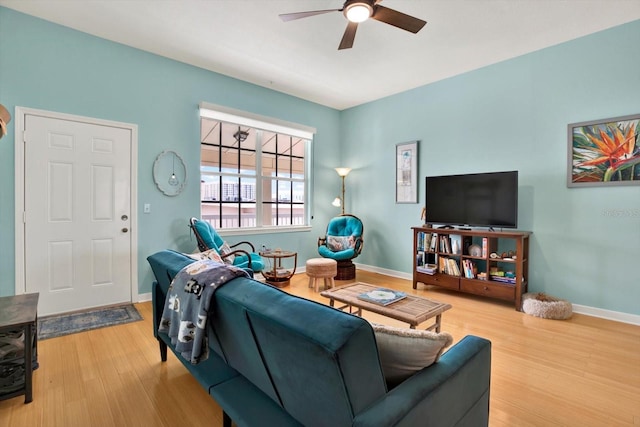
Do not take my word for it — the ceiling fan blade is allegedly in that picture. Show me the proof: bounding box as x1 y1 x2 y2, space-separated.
279 9 340 22
338 21 358 50
371 5 426 33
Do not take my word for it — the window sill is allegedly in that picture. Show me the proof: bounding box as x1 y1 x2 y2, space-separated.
217 226 312 237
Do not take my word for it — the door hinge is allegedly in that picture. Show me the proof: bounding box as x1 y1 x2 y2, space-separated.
23 212 26 223
23 130 27 143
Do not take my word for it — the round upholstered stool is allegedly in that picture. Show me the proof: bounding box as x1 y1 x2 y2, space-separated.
306 258 337 292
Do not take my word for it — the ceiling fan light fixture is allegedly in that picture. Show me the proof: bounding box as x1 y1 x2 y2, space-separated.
279 0 426 50
344 2 372 23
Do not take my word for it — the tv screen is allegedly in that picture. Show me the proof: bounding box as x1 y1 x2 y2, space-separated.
425 171 518 229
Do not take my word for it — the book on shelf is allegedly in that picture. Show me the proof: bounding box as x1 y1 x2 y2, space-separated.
439 257 460 276
416 263 437 275
424 232 432 251
271 268 292 278
417 231 435 252
462 259 476 279
448 258 460 276
490 276 516 284
429 233 437 251
417 232 425 251
439 235 453 253
357 288 407 306
482 238 488 258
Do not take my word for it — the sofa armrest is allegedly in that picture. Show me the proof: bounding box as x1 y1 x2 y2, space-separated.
353 335 491 427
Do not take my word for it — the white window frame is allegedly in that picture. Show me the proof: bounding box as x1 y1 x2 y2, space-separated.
199 102 315 236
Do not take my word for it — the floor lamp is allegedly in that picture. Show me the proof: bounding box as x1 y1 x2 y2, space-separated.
331 167 351 215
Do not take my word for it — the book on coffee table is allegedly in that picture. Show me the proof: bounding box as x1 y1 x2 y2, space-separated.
357 288 407 306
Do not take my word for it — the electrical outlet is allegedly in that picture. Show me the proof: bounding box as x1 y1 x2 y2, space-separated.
144 203 151 213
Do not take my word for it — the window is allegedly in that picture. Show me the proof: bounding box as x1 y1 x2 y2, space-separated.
199 104 314 231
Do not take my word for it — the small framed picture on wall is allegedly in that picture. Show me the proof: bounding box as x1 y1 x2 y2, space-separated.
396 140 419 203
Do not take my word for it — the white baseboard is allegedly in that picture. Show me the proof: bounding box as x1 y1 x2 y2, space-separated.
355 262 412 281
354 262 640 326
571 304 640 326
137 292 152 303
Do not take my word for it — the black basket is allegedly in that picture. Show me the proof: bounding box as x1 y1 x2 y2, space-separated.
0 360 26 394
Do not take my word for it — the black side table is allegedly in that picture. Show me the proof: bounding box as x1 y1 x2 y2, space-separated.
0 293 39 403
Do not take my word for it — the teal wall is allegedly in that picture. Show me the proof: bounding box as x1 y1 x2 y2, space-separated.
341 20 640 315
1 7 638 316
0 7 341 296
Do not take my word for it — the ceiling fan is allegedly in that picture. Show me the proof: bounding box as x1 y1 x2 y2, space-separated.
279 0 427 50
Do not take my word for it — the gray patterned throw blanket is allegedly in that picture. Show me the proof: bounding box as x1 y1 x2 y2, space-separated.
159 259 249 364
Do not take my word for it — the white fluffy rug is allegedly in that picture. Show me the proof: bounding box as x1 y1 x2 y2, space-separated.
522 293 573 320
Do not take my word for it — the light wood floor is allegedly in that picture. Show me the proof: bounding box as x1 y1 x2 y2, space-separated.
1 270 639 426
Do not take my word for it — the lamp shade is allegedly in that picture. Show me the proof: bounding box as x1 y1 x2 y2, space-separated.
335 167 352 177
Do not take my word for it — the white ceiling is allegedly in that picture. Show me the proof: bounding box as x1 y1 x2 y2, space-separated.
2 0 640 110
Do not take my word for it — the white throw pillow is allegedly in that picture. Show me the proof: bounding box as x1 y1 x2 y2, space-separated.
326 235 355 251
371 323 453 385
218 242 236 264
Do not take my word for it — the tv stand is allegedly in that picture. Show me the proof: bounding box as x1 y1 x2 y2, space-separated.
413 227 531 311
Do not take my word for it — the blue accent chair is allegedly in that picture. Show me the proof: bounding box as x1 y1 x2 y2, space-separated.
189 217 264 273
318 214 364 280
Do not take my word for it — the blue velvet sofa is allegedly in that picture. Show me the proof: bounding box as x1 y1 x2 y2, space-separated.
148 250 491 427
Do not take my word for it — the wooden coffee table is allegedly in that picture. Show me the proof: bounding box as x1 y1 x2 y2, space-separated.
320 282 452 332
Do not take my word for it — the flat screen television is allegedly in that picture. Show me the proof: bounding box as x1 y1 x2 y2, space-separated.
425 171 518 229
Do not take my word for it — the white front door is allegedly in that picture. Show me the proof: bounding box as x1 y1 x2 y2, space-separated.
23 114 133 315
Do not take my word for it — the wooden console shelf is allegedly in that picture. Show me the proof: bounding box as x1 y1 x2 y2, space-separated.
412 227 531 311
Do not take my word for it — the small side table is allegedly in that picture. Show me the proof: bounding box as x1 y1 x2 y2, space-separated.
0 293 39 404
259 250 297 287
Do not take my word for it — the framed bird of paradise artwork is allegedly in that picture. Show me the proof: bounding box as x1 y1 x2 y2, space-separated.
567 113 640 187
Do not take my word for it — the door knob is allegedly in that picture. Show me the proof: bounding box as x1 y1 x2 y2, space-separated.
122 228 129 233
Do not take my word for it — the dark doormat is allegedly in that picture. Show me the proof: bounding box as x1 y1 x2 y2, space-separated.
38 304 143 340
